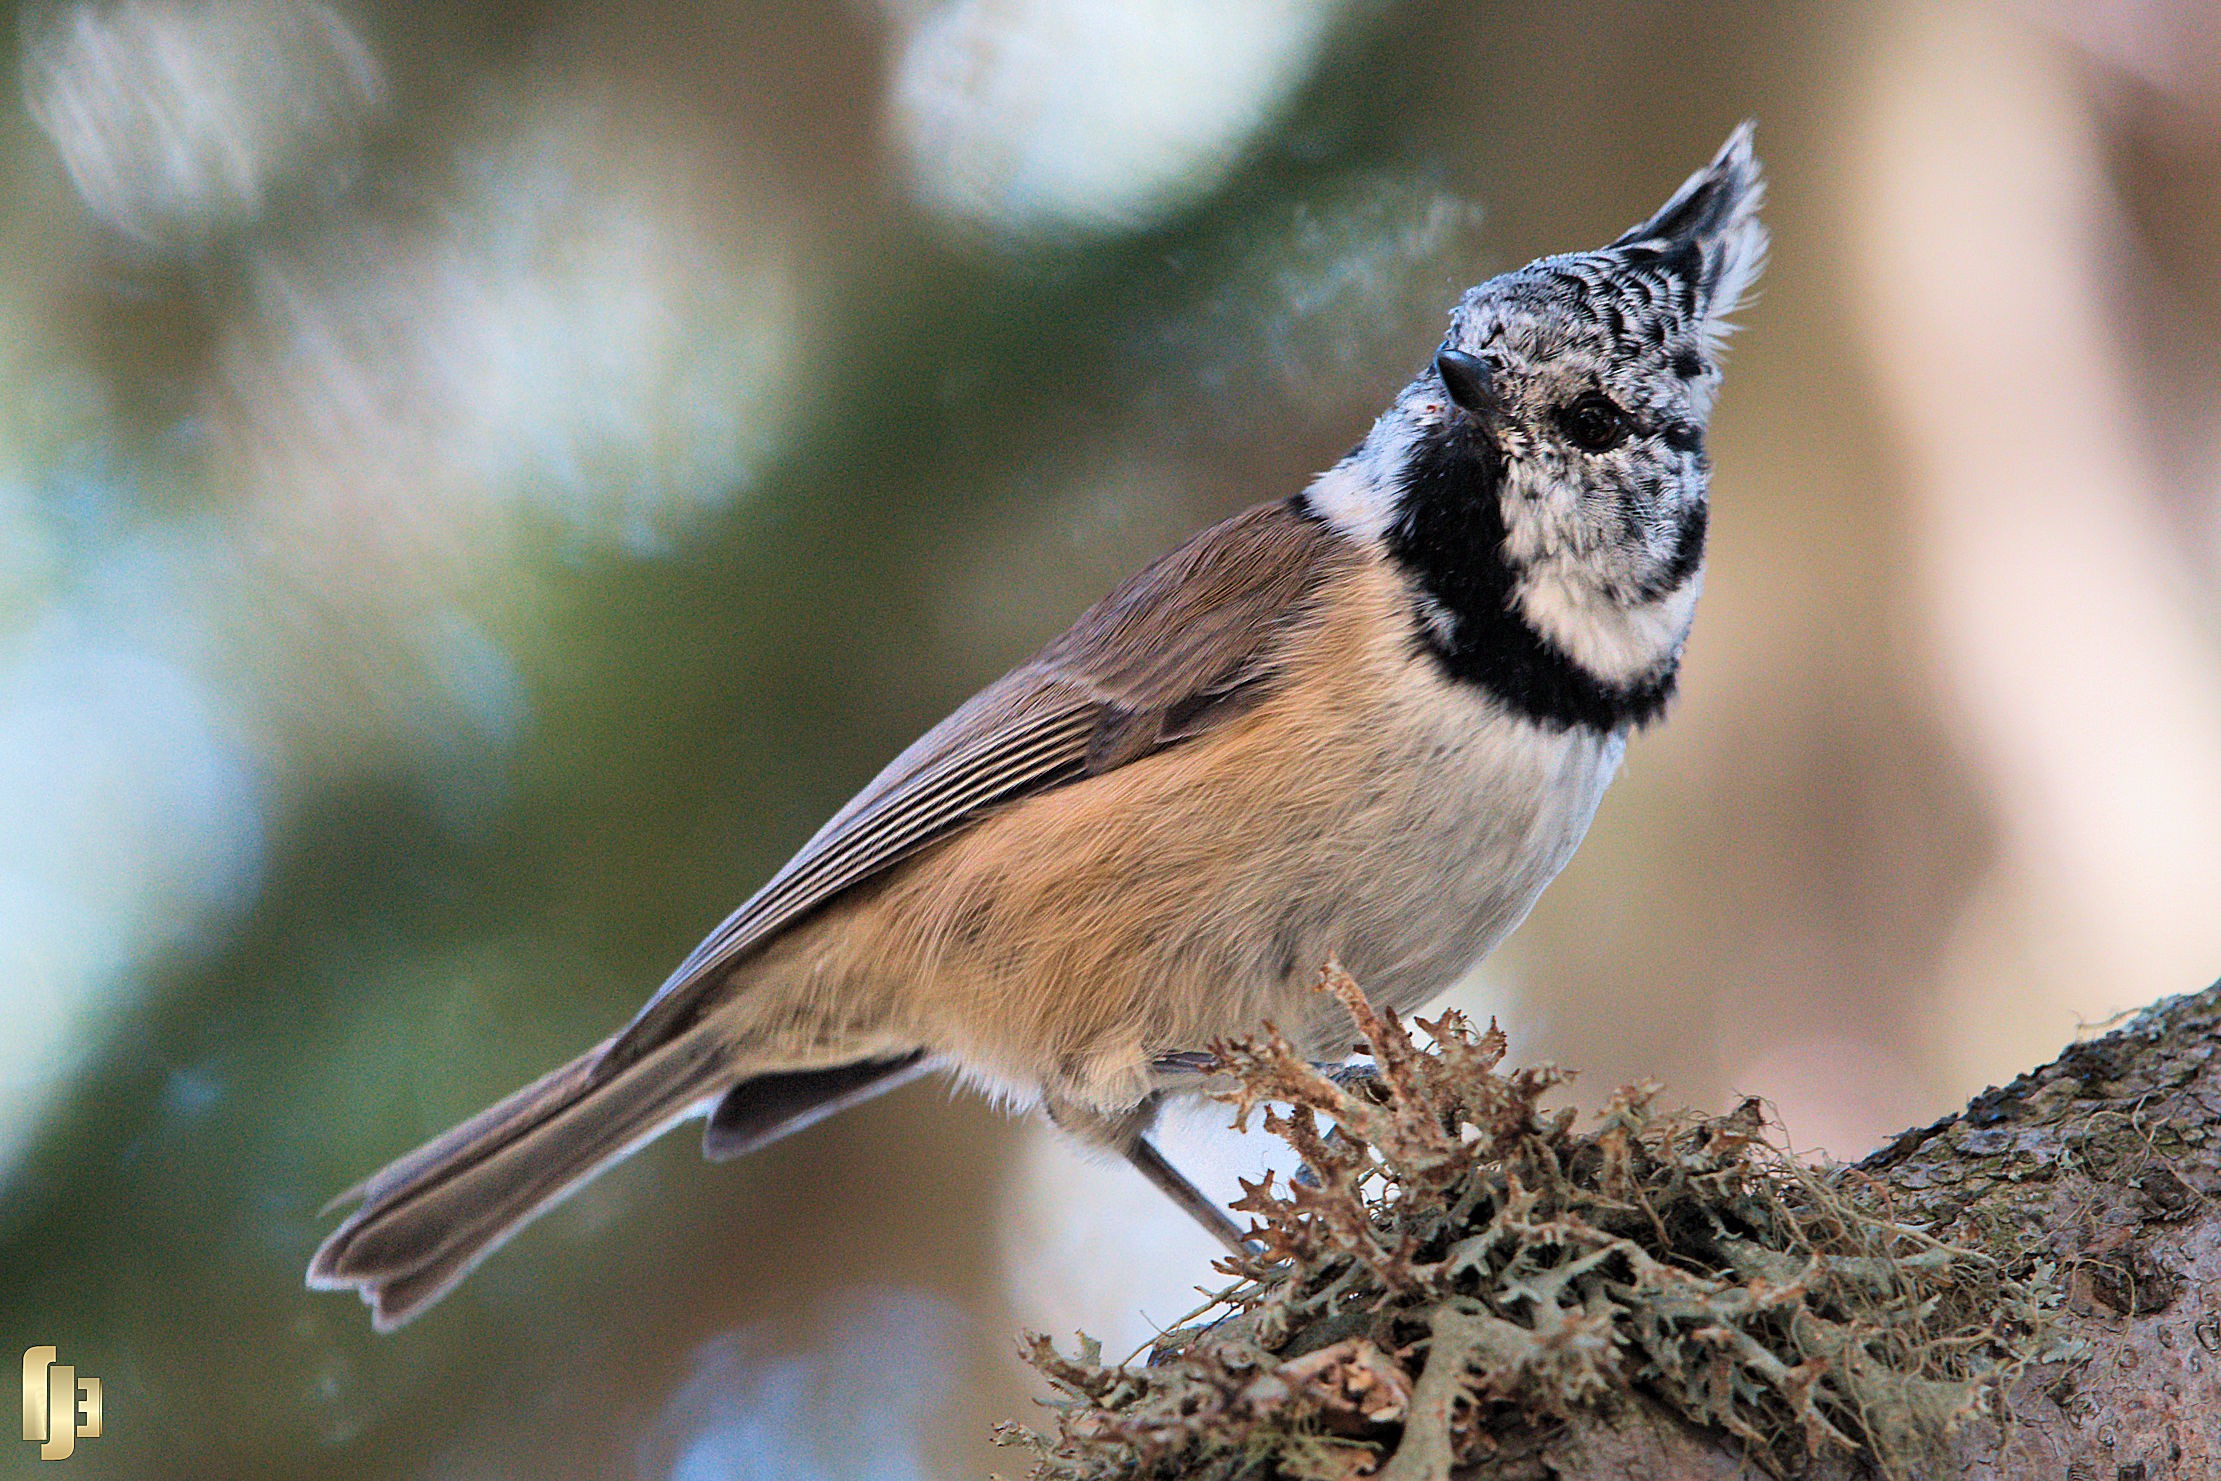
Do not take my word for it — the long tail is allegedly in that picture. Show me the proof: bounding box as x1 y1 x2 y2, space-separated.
308 1029 733 1329
309 1030 933 1330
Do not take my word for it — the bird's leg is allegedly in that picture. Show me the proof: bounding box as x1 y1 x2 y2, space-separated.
1122 1134 1251 1256
1148 1050 1381 1195
1288 1058 1383 1188
1317 1056 1383 1097
1150 1049 1380 1095
1062 1081 1253 1254
1148 1049 1222 1079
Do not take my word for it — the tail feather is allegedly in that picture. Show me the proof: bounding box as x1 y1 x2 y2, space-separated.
310 1030 941 1330
701 1051 932 1161
319 1034 614 1218
309 1030 733 1330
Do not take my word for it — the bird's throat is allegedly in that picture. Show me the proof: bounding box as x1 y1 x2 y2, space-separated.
1384 423 1681 732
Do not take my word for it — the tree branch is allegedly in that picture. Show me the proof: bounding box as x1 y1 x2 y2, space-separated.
1009 975 2221 1480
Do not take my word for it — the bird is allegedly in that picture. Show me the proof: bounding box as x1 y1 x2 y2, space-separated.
309 124 1766 1330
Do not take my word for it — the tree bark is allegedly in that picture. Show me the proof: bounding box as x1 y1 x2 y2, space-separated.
1026 980 2221 1480
1472 981 2221 1480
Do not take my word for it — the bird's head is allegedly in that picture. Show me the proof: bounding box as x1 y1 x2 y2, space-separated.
1308 123 1767 729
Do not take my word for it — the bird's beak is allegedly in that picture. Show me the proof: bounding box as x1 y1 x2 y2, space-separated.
1434 347 1501 421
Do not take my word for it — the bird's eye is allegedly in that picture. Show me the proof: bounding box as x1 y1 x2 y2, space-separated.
1558 393 1630 452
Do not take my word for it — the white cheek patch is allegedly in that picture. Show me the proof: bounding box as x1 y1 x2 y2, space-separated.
1498 458 1581 567
1513 557 1703 685
1495 435 1709 685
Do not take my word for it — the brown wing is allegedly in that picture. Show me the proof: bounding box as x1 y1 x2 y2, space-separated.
596 497 1357 1073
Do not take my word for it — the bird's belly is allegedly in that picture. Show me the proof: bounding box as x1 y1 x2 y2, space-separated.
864 651 1626 1111
1253 681 1625 1037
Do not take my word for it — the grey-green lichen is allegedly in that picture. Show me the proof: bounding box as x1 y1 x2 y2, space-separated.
1004 965 2060 1480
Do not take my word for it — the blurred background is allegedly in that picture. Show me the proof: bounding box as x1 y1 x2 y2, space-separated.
3 0 2219 1475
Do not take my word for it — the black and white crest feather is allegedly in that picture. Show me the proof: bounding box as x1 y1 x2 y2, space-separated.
1305 123 1766 732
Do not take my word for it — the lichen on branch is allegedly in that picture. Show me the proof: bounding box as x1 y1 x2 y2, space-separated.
1006 963 2059 1481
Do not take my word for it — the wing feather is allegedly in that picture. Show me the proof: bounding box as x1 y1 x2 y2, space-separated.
599 498 1353 1070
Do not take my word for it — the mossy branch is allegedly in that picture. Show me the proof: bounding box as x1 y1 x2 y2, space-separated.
1004 965 2221 1480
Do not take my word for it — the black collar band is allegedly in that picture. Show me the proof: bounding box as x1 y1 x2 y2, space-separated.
1384 422 1679 732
